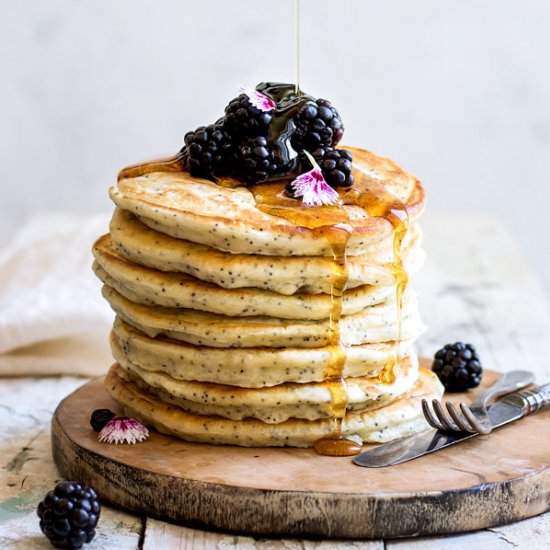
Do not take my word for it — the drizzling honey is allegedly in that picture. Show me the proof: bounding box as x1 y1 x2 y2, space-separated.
341 169 410 384
295 0 301 95
252 179 357 456
252 164 409 457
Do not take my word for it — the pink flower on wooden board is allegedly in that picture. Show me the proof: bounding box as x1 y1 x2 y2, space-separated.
98 417 149 445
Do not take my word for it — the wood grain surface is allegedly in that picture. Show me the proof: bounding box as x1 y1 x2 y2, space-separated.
51 366 550 539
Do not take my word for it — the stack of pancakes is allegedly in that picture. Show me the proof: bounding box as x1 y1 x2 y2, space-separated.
93 147 443 448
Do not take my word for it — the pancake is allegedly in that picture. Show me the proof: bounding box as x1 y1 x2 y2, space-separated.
110 208 425 295
102 285 426 348
106 364 443 446
93 235 396 319
116 353 419 423
111 318 415 387
109 147 425 257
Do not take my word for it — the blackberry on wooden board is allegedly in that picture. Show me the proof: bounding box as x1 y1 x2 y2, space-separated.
89 409 115 432
432 342 483 392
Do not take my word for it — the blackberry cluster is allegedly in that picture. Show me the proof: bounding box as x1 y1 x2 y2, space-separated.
183 124 232 178
432 342 483 392
181 84 350 186
234 136 282 184
37 481 100 549
90 409 115 432
223 94 273 139
291 98 344 152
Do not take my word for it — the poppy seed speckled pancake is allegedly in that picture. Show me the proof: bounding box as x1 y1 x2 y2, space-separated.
111 318 415 387
109 147 425 257
109 208 425 295
115 355 419 423
101 286 426 348
105 364 443 446
92 235 397 320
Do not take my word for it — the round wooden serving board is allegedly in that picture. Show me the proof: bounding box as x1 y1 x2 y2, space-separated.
52 368 550 539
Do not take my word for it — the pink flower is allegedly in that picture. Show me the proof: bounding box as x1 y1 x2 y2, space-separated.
239 84 276 112
98 417 149 445
290 152 339 206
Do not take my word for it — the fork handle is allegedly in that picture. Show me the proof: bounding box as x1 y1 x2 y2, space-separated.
502 383 550 415
470 370 535 409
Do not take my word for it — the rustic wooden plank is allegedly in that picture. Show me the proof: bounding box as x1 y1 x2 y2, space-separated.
388 531 510 549
0 377 142 550
387 512 550 549
143 518 383 549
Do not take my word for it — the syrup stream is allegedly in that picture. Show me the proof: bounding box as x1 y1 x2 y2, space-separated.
295 0 300 95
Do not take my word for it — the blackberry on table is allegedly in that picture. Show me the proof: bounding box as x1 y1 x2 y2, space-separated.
432 342 483 392
291 98 344 152
37 480 100 549
89 409 115 432
183 124 232 179
223 93 273 140
234 136 282 184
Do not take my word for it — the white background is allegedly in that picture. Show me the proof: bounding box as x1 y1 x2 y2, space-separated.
1 0 549 298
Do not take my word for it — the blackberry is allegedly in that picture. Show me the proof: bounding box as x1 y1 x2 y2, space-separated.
234 136 282 184
316 148 353 188
90 409 115 432
183 124 232 179
223 94 273 140
291 98 344 152
37 480 100 549
432 342 483 392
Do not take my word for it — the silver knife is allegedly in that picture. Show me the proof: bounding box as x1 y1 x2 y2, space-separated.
353 382 550 468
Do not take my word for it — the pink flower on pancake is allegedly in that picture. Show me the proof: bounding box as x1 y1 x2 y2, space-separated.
98 417 149 444
239 84 276 112
290 151 339 207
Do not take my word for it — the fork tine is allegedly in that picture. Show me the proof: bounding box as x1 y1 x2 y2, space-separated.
432 399 460 431
445 401 475 433
422 399 444 430
460 402 492 435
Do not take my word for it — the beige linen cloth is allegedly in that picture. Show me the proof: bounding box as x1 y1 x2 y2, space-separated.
0 213 113 376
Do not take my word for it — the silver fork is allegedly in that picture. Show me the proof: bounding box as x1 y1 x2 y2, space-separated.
422 370 534 434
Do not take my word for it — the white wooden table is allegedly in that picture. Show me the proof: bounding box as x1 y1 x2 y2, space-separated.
1 212 549 549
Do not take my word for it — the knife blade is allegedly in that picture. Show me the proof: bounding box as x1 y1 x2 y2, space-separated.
353 383 550 468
